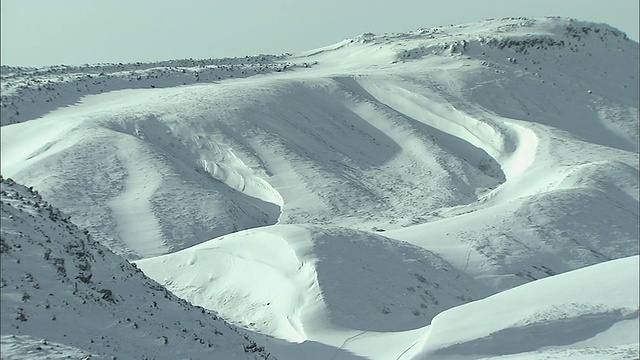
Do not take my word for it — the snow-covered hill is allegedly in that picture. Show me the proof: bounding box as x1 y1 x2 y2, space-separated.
1 16 638 359
0 177 271 359
0 55 314 126
135 225 490 342
412 255 639 360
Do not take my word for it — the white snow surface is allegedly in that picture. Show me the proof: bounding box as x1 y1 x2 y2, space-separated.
412 255 639 360
135 225 490 341
1 16 639 359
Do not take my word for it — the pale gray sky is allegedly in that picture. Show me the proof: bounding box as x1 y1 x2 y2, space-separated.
1 0 638 67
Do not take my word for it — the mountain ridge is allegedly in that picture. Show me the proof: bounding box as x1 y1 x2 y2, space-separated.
2 16 636 126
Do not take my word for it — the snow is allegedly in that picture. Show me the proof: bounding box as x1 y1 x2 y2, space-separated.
135 225 489 343
413 255 639 359
1 335 102 360
1 16 638 359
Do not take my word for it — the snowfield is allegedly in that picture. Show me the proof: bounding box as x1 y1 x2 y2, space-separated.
1 16 638 359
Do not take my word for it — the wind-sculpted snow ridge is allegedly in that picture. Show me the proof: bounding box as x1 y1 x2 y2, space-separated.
136 225 491 342
0 177 272 359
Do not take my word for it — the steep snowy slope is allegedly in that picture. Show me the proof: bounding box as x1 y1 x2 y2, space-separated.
0 177 271 359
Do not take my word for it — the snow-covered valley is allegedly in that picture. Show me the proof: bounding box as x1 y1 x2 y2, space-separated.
2 17 638 359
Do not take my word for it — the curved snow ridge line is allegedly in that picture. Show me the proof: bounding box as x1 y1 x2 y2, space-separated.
189 133 284 221
198 156 284 207
261 229 324 343
498 120 538 179
481 118 638 204
123 114 285 208
353 78 509 176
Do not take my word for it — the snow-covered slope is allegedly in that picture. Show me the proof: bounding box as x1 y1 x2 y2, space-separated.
412 255 639 360
135 225 490 342
1 16 638 360
0 177 271 359
0 55 312 126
